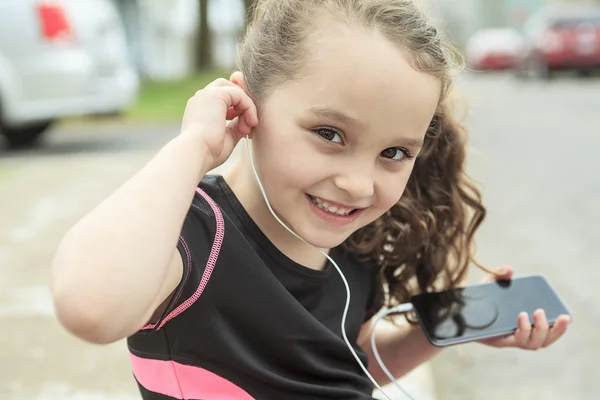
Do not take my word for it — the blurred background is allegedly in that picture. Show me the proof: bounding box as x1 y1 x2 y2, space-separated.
0 0 598 399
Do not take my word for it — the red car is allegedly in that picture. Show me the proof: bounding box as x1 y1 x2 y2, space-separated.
515 4 600 78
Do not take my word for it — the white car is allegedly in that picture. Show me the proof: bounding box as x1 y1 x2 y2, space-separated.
466 28 524 72
0 0 139 148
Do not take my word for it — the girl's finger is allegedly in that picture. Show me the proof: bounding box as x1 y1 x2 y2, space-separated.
238 115 251 136
226 107 238 121
494 265 514 279
246 104 259 126
221 87 258 126
481 333 515 348
226 116 250 140
205 78 238 88
227 104 258 132
197 80 258 127
513 312 532 347
195 85 256 124
526 309 549 350
542 315 571 348
481 265 513 283
233 105 258 130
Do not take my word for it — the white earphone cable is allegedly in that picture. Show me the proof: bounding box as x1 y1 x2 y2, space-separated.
243 137 416 400
370 303 416 399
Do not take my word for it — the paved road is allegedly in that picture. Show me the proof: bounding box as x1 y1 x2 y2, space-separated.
0 73 598 399
430 73 600 400
0 123 176 400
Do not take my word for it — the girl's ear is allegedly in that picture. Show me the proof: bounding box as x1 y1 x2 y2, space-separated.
230 71 249 94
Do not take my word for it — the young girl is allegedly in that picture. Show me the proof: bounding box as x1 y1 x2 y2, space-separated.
50 0 571 399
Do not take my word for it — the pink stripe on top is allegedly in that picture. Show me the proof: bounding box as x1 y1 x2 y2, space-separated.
130 353 254 399
141 188 225 331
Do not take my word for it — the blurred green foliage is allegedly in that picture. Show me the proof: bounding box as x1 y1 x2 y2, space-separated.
126 69 230 122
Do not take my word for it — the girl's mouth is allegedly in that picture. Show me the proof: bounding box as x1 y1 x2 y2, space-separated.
308 195 358 216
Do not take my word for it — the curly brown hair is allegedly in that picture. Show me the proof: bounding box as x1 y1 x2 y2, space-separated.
237 0 492 316
344 102 489 317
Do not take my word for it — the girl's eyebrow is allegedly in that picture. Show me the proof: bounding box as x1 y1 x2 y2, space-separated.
307 106 424 149
395 137 424 150
307 106 367 130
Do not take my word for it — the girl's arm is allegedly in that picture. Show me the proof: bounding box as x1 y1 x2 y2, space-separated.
358 318 442 386
51 79 257 345
51 133 214 345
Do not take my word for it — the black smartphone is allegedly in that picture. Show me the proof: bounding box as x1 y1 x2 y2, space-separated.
409 274 572 347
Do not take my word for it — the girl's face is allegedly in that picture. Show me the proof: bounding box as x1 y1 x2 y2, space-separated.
248 24 441 250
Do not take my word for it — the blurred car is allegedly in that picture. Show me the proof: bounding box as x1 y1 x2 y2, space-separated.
514 4 600 79
0 0 139 148
466 28 524 72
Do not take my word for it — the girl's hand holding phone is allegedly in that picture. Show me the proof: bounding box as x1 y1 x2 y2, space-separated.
477 266 571 350
180 78 259 171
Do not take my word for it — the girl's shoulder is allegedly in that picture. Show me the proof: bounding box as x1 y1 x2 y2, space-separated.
184 174 236 221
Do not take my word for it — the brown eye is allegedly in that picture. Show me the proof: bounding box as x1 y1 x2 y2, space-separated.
314 128 343 143
381 147 408 161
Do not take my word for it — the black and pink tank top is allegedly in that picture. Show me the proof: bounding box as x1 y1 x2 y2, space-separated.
127 175 381 399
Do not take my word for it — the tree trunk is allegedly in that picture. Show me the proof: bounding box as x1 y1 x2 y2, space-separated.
197 0 212 69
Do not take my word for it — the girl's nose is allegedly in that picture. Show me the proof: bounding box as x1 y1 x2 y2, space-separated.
333 168 375 201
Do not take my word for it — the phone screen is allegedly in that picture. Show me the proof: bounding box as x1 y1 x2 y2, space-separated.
410 275 571 346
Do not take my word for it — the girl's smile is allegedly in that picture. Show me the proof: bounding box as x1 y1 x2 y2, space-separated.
306 194 367 226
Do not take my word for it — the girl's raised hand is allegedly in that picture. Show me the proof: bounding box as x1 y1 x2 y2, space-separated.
477 266 571 350
180 78 258 170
